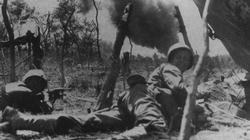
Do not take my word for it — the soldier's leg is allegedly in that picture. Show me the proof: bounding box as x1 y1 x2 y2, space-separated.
60 108 127 133
2 106 126 134
122 84 167 132
2 106 60 134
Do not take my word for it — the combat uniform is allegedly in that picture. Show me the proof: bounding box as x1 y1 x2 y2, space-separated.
2 83 167 136
0 70 52 114
147 62 189 130
1 43 194 138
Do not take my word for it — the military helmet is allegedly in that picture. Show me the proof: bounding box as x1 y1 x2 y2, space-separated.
22 69 47 94
127 74 146 87
167 43 194 70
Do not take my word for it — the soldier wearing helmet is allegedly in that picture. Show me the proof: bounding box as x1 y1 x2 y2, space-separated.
0 43 195 139
147 43 194 130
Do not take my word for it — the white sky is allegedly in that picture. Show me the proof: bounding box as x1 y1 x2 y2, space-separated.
21 0 229 57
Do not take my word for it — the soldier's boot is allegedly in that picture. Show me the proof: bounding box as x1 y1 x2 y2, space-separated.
2 106 58 134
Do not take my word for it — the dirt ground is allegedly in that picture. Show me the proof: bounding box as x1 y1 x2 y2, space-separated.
1 63 250 139
2 93 250 140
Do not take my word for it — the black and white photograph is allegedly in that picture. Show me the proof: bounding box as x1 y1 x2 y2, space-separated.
0 0 249 139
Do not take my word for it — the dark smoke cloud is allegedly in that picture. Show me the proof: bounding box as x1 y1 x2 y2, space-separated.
79 0 93 15
109 0 179 54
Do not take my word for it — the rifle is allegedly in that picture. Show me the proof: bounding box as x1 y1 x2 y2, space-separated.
47 88 71 104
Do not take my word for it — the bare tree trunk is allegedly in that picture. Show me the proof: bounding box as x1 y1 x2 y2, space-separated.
92 0 101 60
2 0 15 82
60 25 69 87
95 3 132 110
60 41 65 87
0 53 6 84
31 28 43 69
54 35 60 62
59 9 75 87
77 43 81 63
54 34 63 87
44 12 52 54
178 0 212 140
28 42 32 69
121 52 130 90
1 49 8 81
95 21 128 110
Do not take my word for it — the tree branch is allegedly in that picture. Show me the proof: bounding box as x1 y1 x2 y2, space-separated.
178 0 212 140
92 0 101 59
2 0 15 81
95 3 132 110
0 33 33 48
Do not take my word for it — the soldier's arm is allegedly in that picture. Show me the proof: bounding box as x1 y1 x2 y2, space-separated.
161 64 183 90
150 64 187 108
148 64 183 96
147 65 163 87
148 65 172 97
160 64 188 106
163 68 188 108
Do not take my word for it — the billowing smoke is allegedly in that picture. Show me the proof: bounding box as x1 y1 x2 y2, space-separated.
79 0 93 15
109 0 179 54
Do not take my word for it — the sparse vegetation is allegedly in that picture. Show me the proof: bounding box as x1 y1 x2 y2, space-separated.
0 0 249 139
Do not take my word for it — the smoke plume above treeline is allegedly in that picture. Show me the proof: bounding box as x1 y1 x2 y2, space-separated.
109 0 179 54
